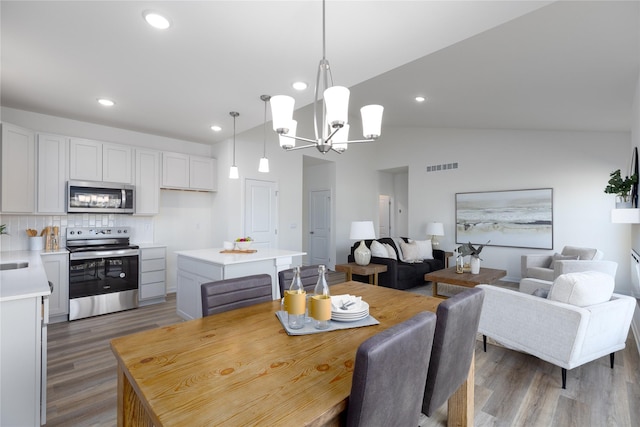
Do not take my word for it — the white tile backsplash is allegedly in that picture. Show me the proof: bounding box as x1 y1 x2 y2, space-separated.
0 213 155 251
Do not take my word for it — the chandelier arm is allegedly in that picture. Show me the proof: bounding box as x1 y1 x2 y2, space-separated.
342 138 378 145
283 143 322 151
330 147 345 154
280 133 318 144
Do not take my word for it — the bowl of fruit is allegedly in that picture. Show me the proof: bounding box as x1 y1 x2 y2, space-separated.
235 237 253 250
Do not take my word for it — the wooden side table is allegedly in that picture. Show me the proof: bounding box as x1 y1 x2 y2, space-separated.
335 262 388 286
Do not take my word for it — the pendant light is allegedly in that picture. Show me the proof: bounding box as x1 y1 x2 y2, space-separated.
229 111 239 179
258 95 270 173
270 0 383 154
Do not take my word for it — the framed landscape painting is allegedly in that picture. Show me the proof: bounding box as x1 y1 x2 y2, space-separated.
455 188 553 249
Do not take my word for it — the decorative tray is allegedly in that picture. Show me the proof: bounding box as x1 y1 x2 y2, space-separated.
219 249 258 254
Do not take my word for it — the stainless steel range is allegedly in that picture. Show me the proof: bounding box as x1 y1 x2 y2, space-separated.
66 227 139 320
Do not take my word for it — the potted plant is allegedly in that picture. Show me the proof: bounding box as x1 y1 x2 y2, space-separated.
604 169 638 208
0 224 8 235
456 241 489 274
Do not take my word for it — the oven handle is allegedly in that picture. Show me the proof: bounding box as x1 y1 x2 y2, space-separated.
70 248 140 260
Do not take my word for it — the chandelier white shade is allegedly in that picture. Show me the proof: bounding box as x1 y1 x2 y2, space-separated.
269 0 383 154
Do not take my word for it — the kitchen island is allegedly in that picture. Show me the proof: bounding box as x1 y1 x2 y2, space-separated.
175 247 305 319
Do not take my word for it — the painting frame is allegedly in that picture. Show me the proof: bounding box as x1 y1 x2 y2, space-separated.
455 188 553 250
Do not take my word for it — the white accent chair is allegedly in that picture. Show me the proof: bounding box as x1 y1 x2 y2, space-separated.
520 260 618 295
521 246 605 282
478 270 635 389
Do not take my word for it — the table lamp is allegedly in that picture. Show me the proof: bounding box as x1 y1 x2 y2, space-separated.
426 222 444 248
350 221 376 265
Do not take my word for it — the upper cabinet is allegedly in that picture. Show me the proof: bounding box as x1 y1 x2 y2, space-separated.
69 138 132 184
1 123 36 213
162 152 216 191
135 149 161 215
37 133 68 214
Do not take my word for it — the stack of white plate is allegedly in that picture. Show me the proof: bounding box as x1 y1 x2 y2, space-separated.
331 300 369 322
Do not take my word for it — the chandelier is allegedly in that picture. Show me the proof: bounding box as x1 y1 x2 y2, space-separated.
269 0 383 154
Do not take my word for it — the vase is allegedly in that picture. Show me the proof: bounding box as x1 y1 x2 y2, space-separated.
615 195 633 209
470 257 480 274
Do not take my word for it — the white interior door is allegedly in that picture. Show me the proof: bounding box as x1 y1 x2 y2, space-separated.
309 189 331 266
245 179 278 248
379 195 391 238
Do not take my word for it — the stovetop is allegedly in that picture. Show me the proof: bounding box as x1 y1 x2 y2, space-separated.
66 226 136 251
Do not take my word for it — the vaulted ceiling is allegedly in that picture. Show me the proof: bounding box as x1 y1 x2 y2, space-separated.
2 1 638 145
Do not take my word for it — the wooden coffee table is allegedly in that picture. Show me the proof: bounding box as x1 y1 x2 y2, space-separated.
424 266 507 298
335 262 388 286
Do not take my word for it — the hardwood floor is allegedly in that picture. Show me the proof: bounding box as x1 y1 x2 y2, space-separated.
46 275 640 426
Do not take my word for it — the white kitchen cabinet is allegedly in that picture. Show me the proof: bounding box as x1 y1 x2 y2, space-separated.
1 123 36 213
135 149 161 215
37 133 68 214
162 151 216 191
103 142 132 183
41 252 69 323
162 151 190 189
69 138 102 181
139 246 166 305
69 138 132 183
190 156 217 191
1 295 44 426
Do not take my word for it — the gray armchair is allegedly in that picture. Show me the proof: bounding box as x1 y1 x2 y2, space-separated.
521 245 605 282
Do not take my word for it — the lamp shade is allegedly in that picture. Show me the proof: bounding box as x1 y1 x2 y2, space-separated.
229 165 239 179
426 222 444 236
270 95 295 133
258 157 269 173
279 120 297 149
324 86 350 128
349 221 376 240
361 104 383 139
331 123 349 152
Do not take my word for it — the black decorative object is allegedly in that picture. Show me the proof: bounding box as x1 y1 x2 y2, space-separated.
631 147 638 208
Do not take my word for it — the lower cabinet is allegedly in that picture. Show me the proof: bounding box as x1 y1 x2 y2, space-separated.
139 246 167 305
41 252 69 323
1 295 45 426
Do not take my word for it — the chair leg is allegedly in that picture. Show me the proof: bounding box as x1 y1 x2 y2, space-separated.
483 335 487 352
610 353 615 369
561 368 567 389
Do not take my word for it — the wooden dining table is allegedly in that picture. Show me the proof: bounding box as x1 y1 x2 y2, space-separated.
110 281 474 426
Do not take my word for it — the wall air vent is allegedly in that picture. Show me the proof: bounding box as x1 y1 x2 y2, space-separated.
426 162 458 172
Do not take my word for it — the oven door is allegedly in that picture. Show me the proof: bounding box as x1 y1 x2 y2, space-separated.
69 249 139 320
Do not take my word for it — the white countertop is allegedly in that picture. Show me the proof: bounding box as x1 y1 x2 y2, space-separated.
175 248 306 265
0 250 54 302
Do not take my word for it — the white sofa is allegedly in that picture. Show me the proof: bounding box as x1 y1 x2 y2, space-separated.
521 245 604 282
477 271 635 389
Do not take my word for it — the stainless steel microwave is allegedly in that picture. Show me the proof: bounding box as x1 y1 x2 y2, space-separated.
67 180 135 214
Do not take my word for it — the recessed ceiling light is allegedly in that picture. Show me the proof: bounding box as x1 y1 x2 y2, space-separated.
97 98 115 107
292 81 308 91
210 125 222 132
143 11 171 30
415 96 426 103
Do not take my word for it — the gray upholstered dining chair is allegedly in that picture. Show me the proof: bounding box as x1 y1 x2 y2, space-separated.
421 287 485 420
346 311 437 427
200 274 272 317
277 265 321 297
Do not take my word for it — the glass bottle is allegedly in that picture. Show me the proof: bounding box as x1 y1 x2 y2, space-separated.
312 265 331 330
287 266 306 329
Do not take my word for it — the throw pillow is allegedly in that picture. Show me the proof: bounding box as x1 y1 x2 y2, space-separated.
370 240 388 258
547 271 614 307
400 241 421 262
411 239 434 260
549 253 579 269
562 246 598 260
383 243 397 260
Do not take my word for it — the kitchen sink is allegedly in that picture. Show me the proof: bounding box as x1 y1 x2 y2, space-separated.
0 261 29 271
